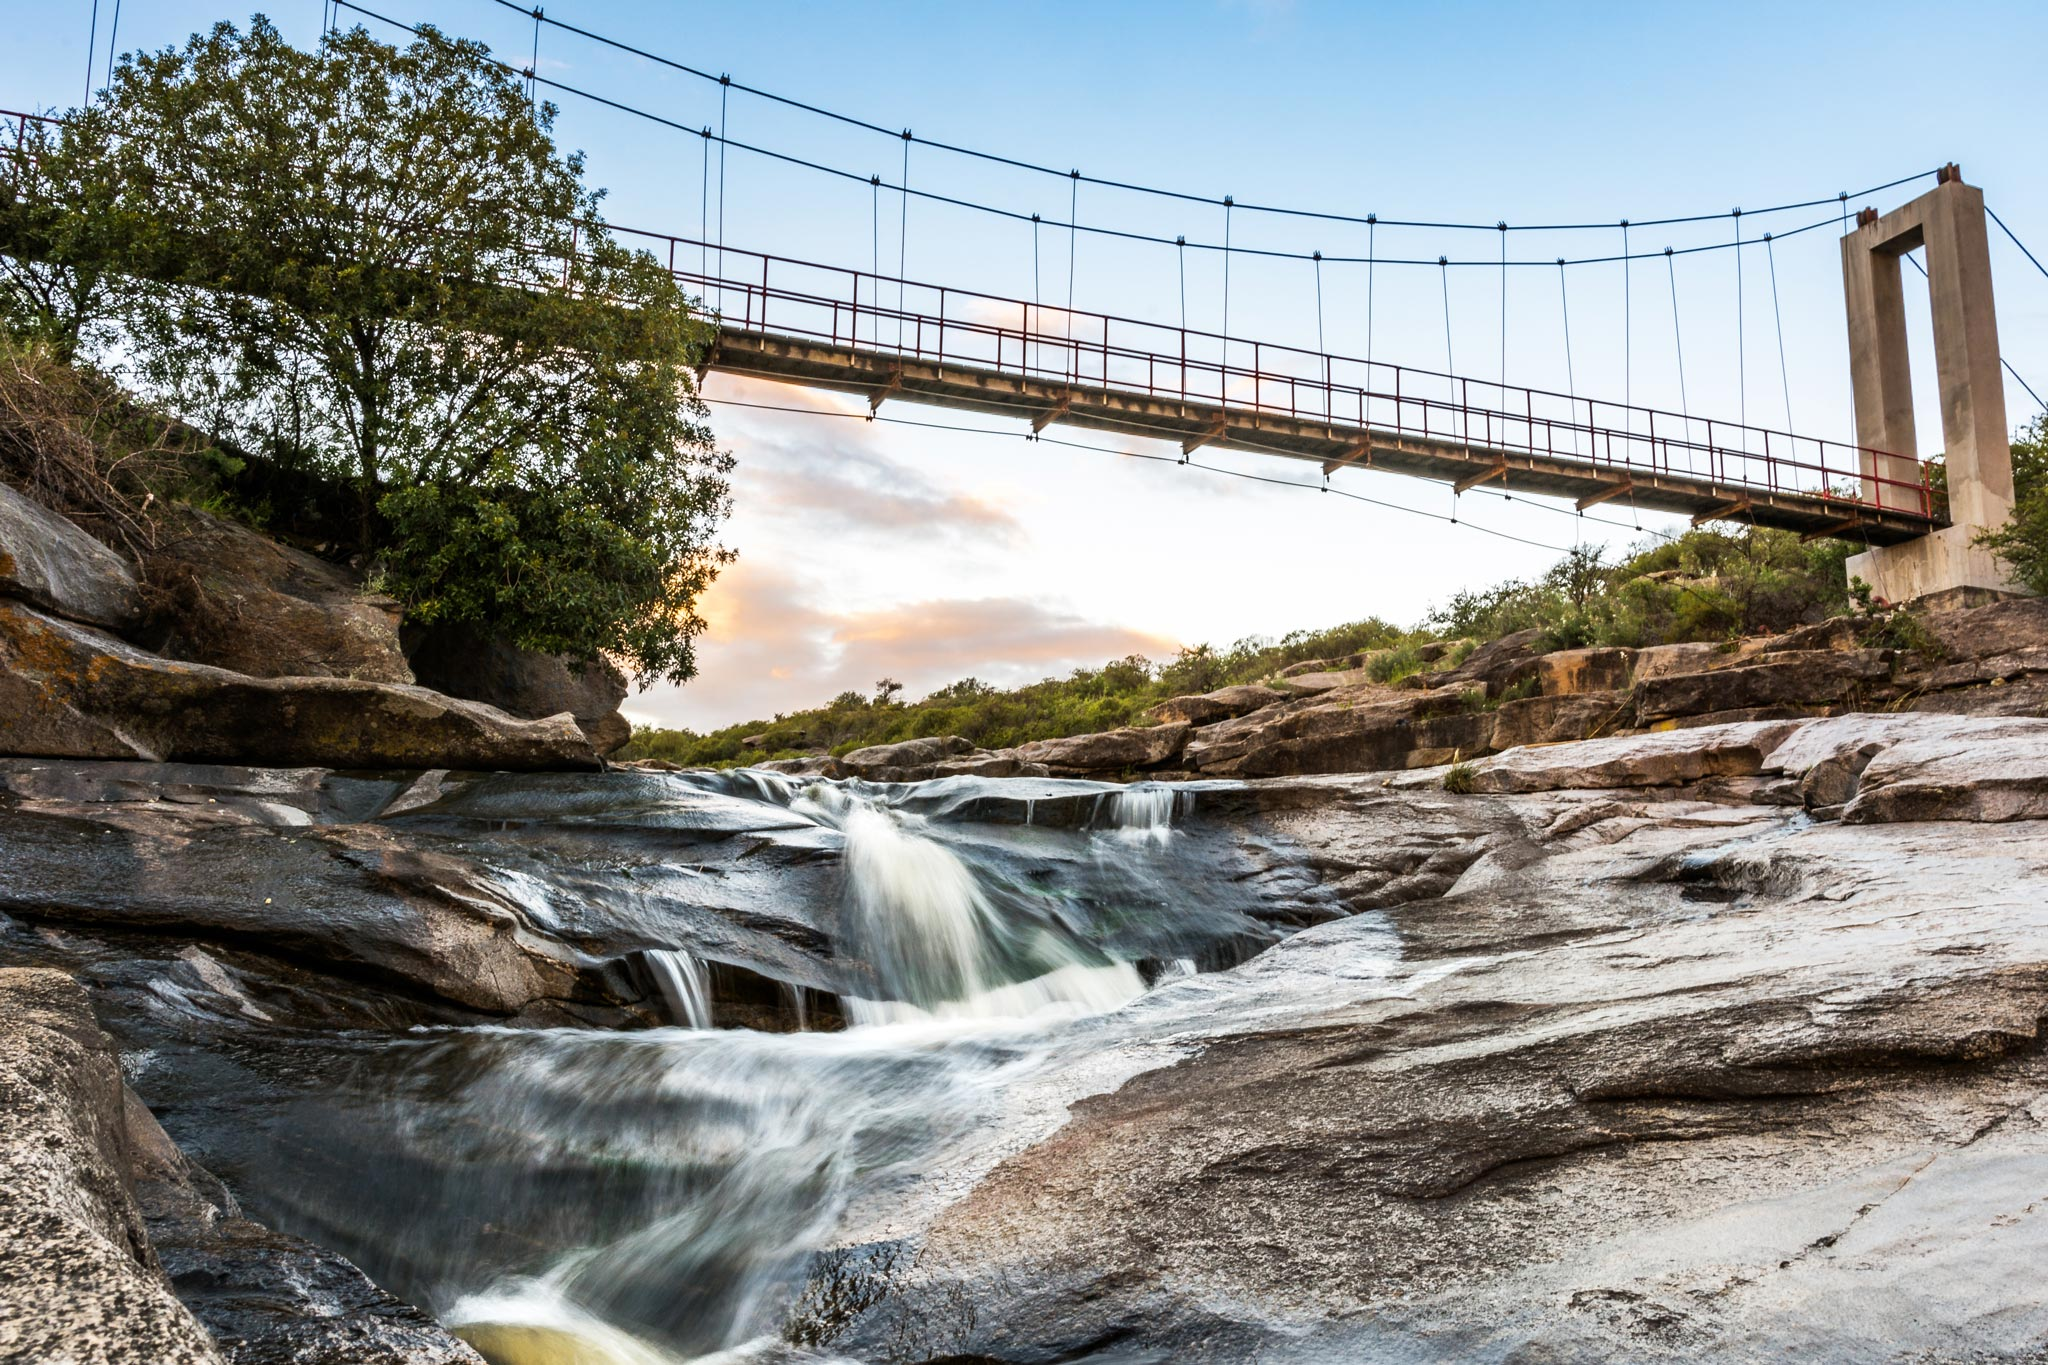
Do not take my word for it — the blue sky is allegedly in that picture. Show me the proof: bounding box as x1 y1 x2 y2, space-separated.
7 1 2046 727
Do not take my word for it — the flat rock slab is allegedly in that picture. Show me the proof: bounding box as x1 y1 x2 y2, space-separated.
0 600 599 771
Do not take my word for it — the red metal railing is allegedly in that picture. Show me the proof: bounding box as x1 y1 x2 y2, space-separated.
3 107 1942 521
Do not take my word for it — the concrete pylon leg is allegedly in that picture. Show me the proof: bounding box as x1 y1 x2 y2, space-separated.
1839 167 2026 605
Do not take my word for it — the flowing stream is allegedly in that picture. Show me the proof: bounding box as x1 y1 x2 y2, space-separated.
232 773 1265 1365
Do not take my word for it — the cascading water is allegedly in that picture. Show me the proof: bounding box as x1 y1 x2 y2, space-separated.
642 949 713 1029
160 769 1272 1365
795 783 1145 1025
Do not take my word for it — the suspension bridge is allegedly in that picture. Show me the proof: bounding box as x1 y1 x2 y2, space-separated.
20 0 2048 600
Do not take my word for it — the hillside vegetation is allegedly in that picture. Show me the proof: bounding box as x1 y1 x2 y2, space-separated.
626 522 1882 768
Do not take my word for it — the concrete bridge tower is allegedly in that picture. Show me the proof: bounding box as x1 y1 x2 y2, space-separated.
1840 165 2026 603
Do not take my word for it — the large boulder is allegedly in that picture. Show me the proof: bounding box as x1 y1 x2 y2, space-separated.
0 482 144 630
1919 596 2048 661
141 506 411 685
0 600 600 771
1490 691 1630 751
1457 719 1802 794
1634 648 1895 722
1189 690 1493 778
0 968 227 1364
839 734 977 781
1145 684 1288 726
407 624 631 756
1013 723 1192 776
1514 646 1635 697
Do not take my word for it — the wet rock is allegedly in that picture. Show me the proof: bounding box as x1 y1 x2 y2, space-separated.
887 762 2048 1364
127 1090 487 1365
0 600 600 770
142 505 412 685
1012 723 1192 775
1145 684 1288 726
405 622 630 755
0 967 226 1364
0 801 635 1018
1635 648 1895 721
0 481 144 630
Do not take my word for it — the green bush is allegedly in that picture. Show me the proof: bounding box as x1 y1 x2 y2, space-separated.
1978 415 2048 595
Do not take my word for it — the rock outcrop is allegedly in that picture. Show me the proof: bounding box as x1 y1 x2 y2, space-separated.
0 600 601 770
0 968 226 1364
406 623 633 756
141 505 413 685
842 716 2048 1364
0 480 144 630
0 967 487 1364
1013 722 1192 775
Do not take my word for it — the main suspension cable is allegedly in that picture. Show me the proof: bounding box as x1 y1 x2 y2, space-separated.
476 0 1936 240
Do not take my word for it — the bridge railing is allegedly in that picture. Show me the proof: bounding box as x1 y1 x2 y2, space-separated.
3 106 1940 522
628 229 1935 521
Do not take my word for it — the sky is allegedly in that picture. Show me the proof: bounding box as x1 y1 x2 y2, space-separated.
6 0 2047 730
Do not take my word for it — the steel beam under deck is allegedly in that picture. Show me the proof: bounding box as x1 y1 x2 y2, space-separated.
707 330 1940 546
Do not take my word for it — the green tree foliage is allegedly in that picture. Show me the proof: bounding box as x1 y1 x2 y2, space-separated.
4 18 731 682
1426 526 1856 649
1978 415 2048 595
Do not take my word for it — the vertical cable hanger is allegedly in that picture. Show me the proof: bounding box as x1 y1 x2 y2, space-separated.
896 129 911 353
1176 235 1187 331
1312 251 1325 356
699 128 712 283
85 0 100 106
1438 255 1454 374
1763 231 1793 432
1497 222 1508 395
870 174 881 349
715 75 730 316
103 0 123 95
1032 213 1042 376
1665 245 1690 431
1620 220 1632 440
1065 169 1079 384
530 8 543 98
1557 259 1577 454
1365 214 1377 376
1732 207 1745 433
1220 195 1234 375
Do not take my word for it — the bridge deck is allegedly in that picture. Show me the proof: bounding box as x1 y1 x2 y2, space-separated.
708 330 1939 546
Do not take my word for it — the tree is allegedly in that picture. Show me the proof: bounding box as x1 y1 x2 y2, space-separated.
1979 415 2048 596
42 18 732 683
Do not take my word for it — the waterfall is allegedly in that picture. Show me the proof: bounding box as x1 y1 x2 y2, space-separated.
794 784 1145 1026
1100 784 1178 848
643 949 712 1029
